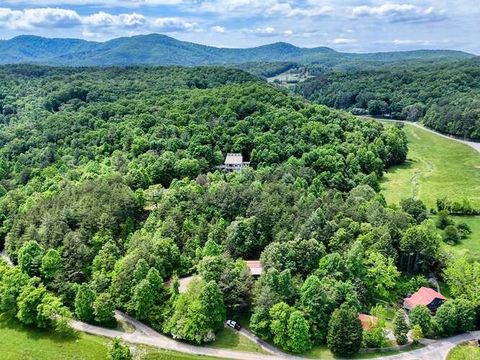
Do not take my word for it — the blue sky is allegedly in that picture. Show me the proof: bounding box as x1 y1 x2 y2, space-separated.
0 1 478 54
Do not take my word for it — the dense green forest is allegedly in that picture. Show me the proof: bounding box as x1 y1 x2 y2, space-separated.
0 65 478 356
296 58 480 140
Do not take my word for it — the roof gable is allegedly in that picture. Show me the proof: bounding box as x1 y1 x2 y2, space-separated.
225 153 243 165
404 287 446 309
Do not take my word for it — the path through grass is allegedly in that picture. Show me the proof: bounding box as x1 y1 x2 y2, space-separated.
381 122 480 209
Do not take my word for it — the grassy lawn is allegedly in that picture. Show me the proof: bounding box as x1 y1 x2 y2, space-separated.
0 315 108 360
379 122 480 209
140 347 228 360
443 216 480 261
303 344 423 359
208 327 268 354
447 341 480 360
0 314 251 360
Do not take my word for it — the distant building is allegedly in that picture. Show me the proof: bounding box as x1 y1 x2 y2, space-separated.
245 260 263 276
219 153 250 172
403 287 446 312
358 314 378 330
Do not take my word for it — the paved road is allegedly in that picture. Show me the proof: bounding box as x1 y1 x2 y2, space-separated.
389 331 480 360
406 121 480 154
72 311 296 360
71 311 480 360
366 117 480 153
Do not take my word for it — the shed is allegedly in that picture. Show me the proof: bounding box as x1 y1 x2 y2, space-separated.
358 314 378 330
246 260 263 276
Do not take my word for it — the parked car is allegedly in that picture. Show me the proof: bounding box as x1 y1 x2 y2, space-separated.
226 320 241 330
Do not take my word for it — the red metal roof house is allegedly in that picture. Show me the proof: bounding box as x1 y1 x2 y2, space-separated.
403 287 446 312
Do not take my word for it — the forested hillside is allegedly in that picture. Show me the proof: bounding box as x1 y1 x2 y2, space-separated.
296 58 480 140
0 34 473 67
0 65 477 356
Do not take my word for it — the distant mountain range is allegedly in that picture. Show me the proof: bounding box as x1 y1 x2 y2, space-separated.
0 34 475 67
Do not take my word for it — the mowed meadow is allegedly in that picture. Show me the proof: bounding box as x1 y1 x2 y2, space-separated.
380 122 480 209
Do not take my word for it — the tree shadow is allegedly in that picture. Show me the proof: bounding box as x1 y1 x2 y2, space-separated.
0 314 79 344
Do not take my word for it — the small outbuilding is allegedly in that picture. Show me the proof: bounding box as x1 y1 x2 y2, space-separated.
245 260 263 276
358 314 378 330
403 286 446 312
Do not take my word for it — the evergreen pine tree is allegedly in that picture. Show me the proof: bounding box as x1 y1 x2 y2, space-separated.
327 305 363 356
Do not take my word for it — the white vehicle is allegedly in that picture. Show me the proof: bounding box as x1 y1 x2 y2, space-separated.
226 320 241 330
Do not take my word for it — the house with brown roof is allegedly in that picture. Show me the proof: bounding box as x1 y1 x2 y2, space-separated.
358 314 378 330
403 286 446 312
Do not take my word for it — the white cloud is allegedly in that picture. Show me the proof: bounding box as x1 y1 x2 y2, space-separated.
246 26 277 37
392 39 432 45
211 25 225 33
351 3 445 23
83 12 146 29
0 7 198 36
152 17 198 32
0 7 81 30
2 0 184 6
195 0 333 18
286 5 334 17
331 37 357 44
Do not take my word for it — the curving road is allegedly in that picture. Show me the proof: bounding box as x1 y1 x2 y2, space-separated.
363 117 480 153
71 311 480 360
71 311 295 360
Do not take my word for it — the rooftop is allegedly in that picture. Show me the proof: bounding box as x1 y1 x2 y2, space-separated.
225 153 244 165
358 314 378 330
404 287 446 309
246 260 263 276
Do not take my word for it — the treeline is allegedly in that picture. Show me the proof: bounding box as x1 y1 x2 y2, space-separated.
234 62 297 78
295 58 480 140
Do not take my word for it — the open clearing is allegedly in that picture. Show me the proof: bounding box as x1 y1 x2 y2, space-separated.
0 315 108 360
0 314 261 360
444 216 480 261
208 327 267 354
380 122 480 209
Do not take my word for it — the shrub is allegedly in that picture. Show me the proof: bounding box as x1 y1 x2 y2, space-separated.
393 310 409 345
435 299 476 336
411 324 423 344
107 338 132 360
409 305 432 335
443 225 460 244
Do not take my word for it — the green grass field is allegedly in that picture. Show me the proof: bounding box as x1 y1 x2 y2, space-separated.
451 216 480 260
208 327 267 354
0 315 108 360
380 122 480 209
303 344 423 359
444 216 480 261
447 341 480 360
140 347 228 360
0 314 263 360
